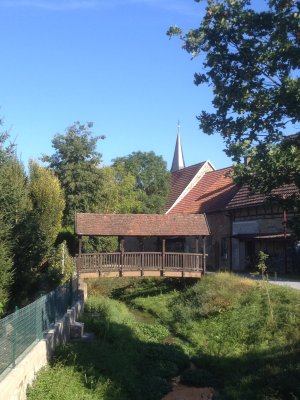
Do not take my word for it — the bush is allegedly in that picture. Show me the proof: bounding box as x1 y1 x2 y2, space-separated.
55 226 77 256
47 241 74 285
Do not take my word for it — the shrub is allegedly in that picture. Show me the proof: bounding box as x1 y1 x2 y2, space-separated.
47 241 74 285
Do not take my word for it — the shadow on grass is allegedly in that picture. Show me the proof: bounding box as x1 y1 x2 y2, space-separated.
192 341 300 400
110 278 198 303
51 326 300 400
48 318 300 400
52 320 190 400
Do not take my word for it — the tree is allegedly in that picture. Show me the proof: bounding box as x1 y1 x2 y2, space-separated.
42 122 105 225
0 158 28 310
0 232 13 316
0 158 29 228
28 161 65 260
112 151 170 214
168 0 300 234
0 129 26 313
13 162 65 301
100 165 143 213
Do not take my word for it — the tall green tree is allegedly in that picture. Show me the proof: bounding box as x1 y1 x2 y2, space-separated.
112 151 170 214
100 165 143 213
0 158 29 228
28 161 65 260
168 0 300 233
42 122 105 225
0 129 26 313
13 162 65 301
0 230 12 316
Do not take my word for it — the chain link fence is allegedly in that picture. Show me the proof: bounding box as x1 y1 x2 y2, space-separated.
0 279 77 376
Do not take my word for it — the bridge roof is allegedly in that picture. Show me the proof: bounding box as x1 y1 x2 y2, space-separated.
75 213 210 237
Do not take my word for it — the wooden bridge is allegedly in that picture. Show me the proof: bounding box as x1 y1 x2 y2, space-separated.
76 251 205 279
75 213 210 279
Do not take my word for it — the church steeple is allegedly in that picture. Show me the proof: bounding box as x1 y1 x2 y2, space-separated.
171 122 185 172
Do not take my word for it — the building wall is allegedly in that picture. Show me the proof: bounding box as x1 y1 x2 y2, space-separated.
200 211 232 271
232 216 285 236
231 207 296 271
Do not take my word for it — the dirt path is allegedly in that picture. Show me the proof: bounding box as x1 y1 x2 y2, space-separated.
162 385 215 400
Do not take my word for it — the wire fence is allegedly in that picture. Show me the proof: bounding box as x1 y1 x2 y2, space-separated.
0 279 77 376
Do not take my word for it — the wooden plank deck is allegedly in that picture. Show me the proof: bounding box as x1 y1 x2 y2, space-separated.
77 252 204 279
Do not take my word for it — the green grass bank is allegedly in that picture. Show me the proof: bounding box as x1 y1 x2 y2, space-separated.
27 273 300 400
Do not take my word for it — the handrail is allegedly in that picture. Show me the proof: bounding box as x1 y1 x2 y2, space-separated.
77 252 204 274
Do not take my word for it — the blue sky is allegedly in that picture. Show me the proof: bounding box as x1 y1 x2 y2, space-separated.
0 0 267 170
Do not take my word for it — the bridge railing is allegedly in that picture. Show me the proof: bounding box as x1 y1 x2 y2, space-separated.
164 252 203 271
77 252 204 274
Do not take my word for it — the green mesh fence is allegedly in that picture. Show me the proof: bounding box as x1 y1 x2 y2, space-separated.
0 279 77 376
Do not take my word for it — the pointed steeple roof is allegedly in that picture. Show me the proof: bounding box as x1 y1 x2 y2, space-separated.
171 122 185 172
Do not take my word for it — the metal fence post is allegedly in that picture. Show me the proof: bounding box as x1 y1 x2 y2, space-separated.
35 297 43 340
54 289 57 322
12 306 18 368
68 278 73 308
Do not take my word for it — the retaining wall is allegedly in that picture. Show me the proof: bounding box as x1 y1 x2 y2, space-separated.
0 280 87 400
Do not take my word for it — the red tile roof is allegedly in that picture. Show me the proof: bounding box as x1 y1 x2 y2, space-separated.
165 162 206 211
226 184 299 209
168 167 238 214
75 213 210 236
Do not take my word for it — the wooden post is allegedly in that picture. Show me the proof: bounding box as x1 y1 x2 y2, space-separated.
202 236 206 275
195 236 200 271
120 237 124 277
78 235 82 257
77 235 82 277
283 206 288 273
161 238 166 276
195 236 200 253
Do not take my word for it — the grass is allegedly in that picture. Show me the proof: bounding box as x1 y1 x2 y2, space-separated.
27 273 300 400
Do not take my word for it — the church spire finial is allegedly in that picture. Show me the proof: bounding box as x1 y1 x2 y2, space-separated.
171 122 185 173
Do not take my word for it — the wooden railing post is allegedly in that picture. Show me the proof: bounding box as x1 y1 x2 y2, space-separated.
161 239 166 276
78 236 82 257
120 237 124 277
195 236 199 253
202 236 206 275
195 236 200 272
141 252 144 276
99 253 102 277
